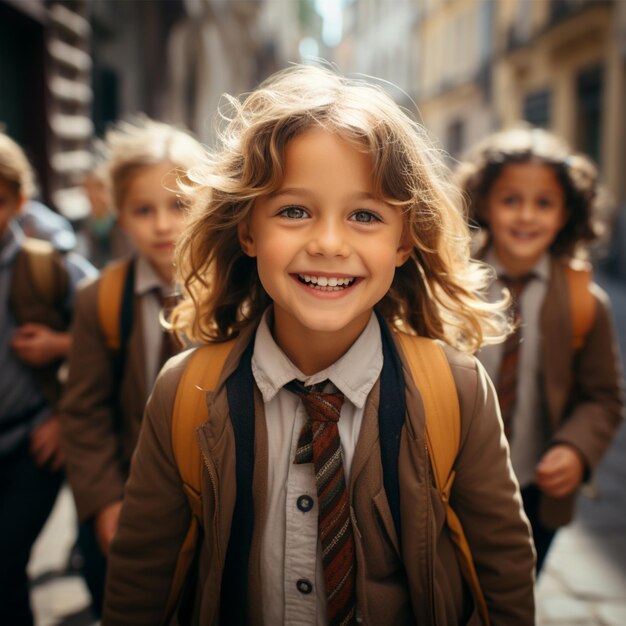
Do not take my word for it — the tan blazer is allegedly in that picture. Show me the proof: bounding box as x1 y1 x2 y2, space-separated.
538 259 624 527
103 324 535 626
60 273 149 522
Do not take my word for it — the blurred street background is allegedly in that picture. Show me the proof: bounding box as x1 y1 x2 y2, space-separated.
1 0 625 624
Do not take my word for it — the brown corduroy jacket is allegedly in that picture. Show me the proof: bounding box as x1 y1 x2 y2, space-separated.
534 259 624 527
60 271 149 522
103 323 536 626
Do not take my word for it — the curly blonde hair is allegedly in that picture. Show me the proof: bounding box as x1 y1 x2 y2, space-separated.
0 131 35 199
103 116 206 211
456 124 609 258
174 65 507 353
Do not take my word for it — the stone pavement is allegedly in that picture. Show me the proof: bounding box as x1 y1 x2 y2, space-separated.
27 270 626 626
29 487 97 626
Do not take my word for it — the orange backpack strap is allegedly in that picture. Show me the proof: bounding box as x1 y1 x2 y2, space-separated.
564 262 596 350
97 260 131 350
165 340 236 621
395 331 490 626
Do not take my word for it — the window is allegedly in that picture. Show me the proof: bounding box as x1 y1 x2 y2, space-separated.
576 65 603 165
523 89 551 128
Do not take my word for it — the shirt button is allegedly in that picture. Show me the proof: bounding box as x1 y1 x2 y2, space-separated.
297 494 314 512
296 578 313 594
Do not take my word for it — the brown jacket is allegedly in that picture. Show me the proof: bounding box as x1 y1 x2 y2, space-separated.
60 272 149 522
104 324 535 626
536 259 624 527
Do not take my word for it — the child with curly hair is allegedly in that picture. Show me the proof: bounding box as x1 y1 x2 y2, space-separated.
457 125 624 573
103 67 535 626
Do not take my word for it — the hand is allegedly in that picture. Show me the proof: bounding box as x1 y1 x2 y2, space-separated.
30 415 65 470
95 501 123 555
535 444 585 498
11 323 71 366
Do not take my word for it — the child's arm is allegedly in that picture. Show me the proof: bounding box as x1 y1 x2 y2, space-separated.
60 279 127 525
448 353 535 625
535 444 584 497
11 322 71 366
541 288 624 489
29 414 65 470
103 356 193 625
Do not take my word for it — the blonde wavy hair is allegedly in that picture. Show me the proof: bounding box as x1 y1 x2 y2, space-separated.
174 65 507 353
0 131 35 199
103 116 206 211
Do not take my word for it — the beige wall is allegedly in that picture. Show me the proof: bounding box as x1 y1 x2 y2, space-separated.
493 1 624 204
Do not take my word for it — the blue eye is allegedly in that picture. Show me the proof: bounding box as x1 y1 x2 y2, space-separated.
132 205 153 217
278 206 308 219
350 210 381 224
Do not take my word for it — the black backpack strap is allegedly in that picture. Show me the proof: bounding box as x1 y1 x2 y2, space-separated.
376 310 407 544
112 258 135 421
220 338 255 626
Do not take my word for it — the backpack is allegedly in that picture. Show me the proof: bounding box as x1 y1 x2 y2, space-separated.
8 237 70 409
167 332 491 625
9 237 69 322
564 262 596 350
97 258 135 352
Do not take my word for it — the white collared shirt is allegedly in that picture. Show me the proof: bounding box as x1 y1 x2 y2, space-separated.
477 250 550 487
252 309 382 626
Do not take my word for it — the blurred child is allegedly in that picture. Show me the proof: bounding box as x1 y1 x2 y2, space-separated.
0 131 93 625
457 125 625 573
103 66 535 625
60 117 205 615
78 160 133 268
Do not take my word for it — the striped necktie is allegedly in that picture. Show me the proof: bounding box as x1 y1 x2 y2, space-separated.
287 380 357 626
496 274 534 439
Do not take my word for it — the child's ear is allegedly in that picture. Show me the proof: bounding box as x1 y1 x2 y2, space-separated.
237 218 257 257
395 229 413 267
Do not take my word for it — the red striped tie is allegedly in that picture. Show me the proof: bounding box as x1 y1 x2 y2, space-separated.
288 380 357 626
496 274 534 439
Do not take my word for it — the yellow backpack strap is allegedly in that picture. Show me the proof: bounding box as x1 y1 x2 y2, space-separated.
97 260 130 350
564 263 596 350
395 331 490 626
165 340 236 621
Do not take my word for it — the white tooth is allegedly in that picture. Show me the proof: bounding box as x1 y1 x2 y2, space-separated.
328 277 338 287
336 278 345 286
317 276 328 287
309 276 318 284
304 275 311 283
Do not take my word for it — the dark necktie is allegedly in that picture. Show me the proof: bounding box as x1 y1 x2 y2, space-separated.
286 380 357 626
154 290 181 368
496 274 534 439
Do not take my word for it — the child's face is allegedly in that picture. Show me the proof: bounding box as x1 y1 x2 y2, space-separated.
239 128 411 345
118 162 185 282
485 162 567 272
0 177 24 238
